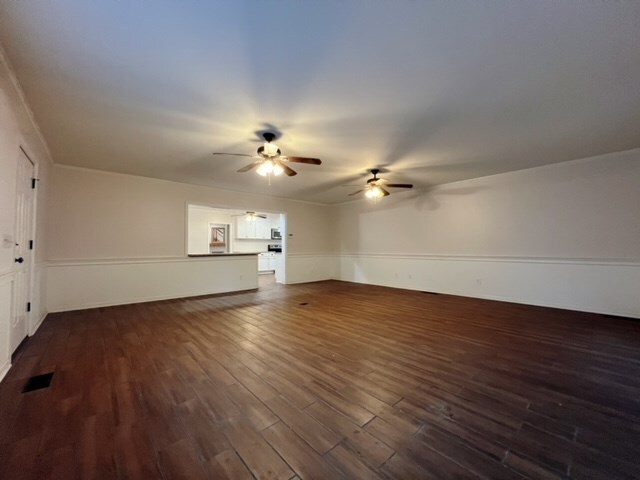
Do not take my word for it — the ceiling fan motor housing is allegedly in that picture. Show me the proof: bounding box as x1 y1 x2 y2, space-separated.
262 132 277 143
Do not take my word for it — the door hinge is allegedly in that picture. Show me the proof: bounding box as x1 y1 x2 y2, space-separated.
29 240 34 250
26 302 31 312
31 178 39 189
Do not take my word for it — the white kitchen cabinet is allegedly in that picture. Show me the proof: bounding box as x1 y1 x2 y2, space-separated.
235 218 249 239
235 217 273 239
258 252 276 272
255 221 270 239
258 255 268 271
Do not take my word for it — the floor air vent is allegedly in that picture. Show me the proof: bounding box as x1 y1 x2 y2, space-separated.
22 372 54 393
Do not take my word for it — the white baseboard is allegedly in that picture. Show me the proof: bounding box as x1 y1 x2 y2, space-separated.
0 360 10 383
30 311 47 335
337 253 640 318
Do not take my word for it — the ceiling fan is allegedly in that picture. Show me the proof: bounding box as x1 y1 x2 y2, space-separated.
213 132 322 179
232 211 267 220
348 169 413 199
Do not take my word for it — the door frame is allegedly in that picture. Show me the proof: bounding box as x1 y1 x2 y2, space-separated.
19 146 40 337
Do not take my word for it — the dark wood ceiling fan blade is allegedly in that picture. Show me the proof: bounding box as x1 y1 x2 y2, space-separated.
348 190 364 196
237 161 262 173
213 152 253 157
285 156 322 165
381 187 391 197
256 214 267 219
276 159 297 176
385 183 413 188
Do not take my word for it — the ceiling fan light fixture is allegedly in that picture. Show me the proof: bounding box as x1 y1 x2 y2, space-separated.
256 159 283 177
365 185 384 199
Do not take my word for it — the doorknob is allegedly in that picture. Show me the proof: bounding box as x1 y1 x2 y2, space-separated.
15 257 24 263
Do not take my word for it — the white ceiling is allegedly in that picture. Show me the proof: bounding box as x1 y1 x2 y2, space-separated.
1 1 639 204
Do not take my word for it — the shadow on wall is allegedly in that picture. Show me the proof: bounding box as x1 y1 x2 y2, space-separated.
349 181 487 214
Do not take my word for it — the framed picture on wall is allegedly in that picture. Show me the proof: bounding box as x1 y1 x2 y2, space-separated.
210 226 226 247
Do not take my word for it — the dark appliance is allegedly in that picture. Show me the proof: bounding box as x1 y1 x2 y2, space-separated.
267 244 282 253
271 228 281 239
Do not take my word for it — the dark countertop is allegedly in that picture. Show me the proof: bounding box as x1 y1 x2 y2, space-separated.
188 252 259 257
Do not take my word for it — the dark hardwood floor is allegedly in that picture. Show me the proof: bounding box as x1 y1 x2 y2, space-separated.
1 279 640 479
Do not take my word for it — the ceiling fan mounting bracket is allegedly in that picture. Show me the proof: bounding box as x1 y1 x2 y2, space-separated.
262 132 277 143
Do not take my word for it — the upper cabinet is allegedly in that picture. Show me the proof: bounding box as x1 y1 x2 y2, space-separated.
235 217 273 239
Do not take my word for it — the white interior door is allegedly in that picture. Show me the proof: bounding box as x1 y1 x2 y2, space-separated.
10 150 34 353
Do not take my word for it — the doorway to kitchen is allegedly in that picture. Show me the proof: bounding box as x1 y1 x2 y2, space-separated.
186 204 286 285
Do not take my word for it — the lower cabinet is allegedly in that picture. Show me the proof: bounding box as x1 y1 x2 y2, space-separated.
258 254 276 272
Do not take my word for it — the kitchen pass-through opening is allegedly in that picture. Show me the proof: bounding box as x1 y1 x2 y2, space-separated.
186 204 287 285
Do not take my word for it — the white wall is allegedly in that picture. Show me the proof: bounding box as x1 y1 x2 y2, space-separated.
46 165 336 311
47 255 258 312
0 46 51 379
187 206 235 254
335 149 640 318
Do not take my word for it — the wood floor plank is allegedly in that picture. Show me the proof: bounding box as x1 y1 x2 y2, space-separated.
207 449 253 480
304 400 395 467
226 382 280 431
265 395 342 454
157 438 209 480
415 426 526 480
304 380 375 427
326 443 384 480
1 278 639 480
261 421 343 480
223 417 294 480
179 407 231 461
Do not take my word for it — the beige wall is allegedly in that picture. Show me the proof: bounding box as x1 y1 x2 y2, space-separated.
45 166 337 311
47 165 334 261
334 149 640 317
187 206 235 255
0 46 51 375
336 149 640 259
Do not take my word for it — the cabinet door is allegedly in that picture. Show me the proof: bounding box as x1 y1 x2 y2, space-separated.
268 257 275 270
248 221 257 239
235 218 245 239
258 256 268 271
256 219 269 239
237 219 258 239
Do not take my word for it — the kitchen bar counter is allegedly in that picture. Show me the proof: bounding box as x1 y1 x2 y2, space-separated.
188 252 260 257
